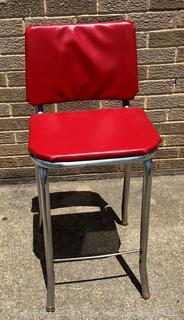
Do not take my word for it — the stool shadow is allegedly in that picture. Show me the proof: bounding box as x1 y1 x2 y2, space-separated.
32 190 141 294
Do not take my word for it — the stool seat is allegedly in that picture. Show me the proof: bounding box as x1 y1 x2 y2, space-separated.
29 107 160 162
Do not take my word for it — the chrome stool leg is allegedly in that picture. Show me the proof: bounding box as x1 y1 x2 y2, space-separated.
35 166 42 230
38 167 55 312
122 164 131 225
139 159 152 299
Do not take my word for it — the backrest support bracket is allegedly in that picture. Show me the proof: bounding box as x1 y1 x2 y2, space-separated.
36 105 44 114
122 100 130 108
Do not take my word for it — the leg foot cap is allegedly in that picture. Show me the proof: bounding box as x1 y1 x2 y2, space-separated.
142 292 150 300
46 305 55 312
122 221 128 226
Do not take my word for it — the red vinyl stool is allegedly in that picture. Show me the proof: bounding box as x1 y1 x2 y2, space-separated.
25 21 161 312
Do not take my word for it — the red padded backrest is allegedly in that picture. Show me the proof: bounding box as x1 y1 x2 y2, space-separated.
25 21 138 105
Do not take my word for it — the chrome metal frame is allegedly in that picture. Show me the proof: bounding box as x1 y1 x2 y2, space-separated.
31 150 156 169
139 159 152 299
33 104 155 311
37 167 55 312
122 164 131 226
53 249 140 263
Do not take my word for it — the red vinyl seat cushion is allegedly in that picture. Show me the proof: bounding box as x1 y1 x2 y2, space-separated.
29 107 161 162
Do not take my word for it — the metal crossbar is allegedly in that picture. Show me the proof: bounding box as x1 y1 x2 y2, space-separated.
53 249 140 263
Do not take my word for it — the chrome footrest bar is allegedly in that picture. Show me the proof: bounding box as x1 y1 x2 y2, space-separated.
53 249 140 263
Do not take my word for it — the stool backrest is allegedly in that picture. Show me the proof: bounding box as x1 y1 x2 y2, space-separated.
25 21 138 106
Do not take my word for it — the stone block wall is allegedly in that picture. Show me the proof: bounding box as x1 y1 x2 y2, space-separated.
0 0 184 182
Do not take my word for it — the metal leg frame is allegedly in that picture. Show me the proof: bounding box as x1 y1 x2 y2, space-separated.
32 153 155 311
139 159 152 299
122 164 131 225
37 167 55 312
35 166 43 230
